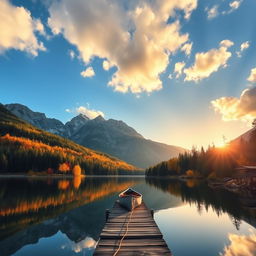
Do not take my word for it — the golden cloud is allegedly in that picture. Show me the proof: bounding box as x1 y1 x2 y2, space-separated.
220 231 256 256
76 106 104 119
248 68 256 83
80 67 95 78
181 42 193 56
229 0 243 11
48 0 197 93
206 5 218 19
237 41 250 57
103 60 113 71
174 62 186 78
212 87 256 122
184 40 233 82
0 0 45 56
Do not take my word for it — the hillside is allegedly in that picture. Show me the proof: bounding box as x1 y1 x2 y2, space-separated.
5 103 186 168
0 104 139 174
146 126 256 178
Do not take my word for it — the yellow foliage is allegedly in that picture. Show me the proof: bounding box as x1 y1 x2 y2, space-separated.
186 170 195 177
73 176 81 189
72 164 81 176
58 163 70 172
58 180 70 190
0 134 136 173
0 180 137 216
186 179 200 188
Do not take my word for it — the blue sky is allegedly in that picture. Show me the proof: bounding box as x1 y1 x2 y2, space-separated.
1 0 256 148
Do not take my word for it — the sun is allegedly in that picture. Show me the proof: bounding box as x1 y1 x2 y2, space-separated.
215 141 227 148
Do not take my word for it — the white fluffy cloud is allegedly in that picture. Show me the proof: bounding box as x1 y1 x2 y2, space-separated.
48 0 197 93
240 41 250 51
236 41 250 57
61 236 96 253
69 50 75 60
71 237 96 253
247 68 256 83
181 42 193 56
211 87 256 122
206 5 218 19
0 0 45 56
174 62 186 78
222 0 243 15
229 0 243 11
184 40 233 82
102 60 113 71
220 232 256 256
80 67 95 78
208 0 243 19
76 106 104 119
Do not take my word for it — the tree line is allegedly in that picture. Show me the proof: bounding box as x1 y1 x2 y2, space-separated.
0 105 141 175
146 131 256 178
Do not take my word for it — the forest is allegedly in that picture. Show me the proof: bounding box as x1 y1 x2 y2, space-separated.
0 104 141 175
146 130 256 178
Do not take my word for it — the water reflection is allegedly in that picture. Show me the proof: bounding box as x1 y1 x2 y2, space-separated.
0 177 141 239
220 230 256 256
62 236 96 254
146 177 256 229
0 177 256 256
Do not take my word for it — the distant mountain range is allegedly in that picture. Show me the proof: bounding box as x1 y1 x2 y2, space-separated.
5 103 186 168
0 104 137 174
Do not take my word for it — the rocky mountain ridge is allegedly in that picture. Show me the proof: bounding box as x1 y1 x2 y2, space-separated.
5 103 186 168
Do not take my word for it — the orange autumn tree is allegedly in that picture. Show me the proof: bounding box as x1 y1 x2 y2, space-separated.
58 162 70 173
72 164 82 176
58 180 70 190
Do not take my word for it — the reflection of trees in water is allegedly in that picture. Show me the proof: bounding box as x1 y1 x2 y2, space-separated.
0 189 126 256
0 177 141 239
146 177 256 230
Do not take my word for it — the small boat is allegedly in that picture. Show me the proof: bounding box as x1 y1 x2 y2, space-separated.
118 188 142 211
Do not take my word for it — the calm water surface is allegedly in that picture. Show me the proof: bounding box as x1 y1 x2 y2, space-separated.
0 176 255 256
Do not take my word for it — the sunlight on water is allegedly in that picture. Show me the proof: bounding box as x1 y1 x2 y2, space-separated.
0 177 255 256
156 204 256 256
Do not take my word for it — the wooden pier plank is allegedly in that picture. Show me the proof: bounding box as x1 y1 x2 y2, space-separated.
94 201 172 255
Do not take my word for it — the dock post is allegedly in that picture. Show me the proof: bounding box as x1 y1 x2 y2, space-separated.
151 209 154 218
105 209 110 222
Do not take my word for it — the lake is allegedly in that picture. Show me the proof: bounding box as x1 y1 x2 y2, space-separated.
0 176 255 256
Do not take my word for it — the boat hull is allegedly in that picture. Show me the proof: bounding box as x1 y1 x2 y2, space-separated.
118 188 142 211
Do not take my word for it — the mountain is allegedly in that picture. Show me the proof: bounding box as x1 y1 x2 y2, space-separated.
230 126 256 145
5 103 186 168
5 103 67 136
228 126 256 166
65 114 89 137
0 104 138 174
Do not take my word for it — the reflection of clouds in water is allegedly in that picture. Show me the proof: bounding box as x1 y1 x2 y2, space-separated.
220 230 256 256
72 237 97 253
61 236 97 253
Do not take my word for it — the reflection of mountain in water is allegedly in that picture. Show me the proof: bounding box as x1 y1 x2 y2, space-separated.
0 193 118 256
0 177 184 256
146 177 256 229
4 177 255 256
0 177 141 240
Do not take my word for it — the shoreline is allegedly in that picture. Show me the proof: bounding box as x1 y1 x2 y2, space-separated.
0 173 145 178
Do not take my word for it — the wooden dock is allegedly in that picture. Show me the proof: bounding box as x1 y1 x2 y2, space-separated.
94 201 171 255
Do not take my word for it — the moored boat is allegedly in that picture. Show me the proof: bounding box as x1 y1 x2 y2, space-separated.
118 188 142 211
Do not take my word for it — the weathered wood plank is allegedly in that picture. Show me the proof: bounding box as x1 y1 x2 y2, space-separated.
94 200 172 255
